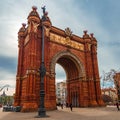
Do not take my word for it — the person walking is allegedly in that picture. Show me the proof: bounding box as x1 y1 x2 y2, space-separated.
66 102 68 108
61 103 63 109
69 103 72 111
116 101 119 111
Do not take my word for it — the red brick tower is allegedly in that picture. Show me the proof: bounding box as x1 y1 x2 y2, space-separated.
14 6 41 111
14 6 104 112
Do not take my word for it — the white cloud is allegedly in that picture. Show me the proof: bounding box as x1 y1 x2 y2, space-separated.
55 64 66 82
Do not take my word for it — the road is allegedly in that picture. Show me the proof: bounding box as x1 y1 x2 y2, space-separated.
0 106 120 120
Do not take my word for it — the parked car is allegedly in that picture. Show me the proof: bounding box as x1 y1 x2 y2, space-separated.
3 105 13 112
3 105 21 112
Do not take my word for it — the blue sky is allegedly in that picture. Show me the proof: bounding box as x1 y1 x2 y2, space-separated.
0 0 120 95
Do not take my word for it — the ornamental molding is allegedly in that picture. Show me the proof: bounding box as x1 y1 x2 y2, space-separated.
50 33 84 51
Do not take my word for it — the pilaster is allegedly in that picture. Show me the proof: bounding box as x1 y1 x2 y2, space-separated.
91 33 104 106
83 31 97 106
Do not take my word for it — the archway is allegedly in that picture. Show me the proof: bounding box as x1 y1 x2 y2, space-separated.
50 51 85 107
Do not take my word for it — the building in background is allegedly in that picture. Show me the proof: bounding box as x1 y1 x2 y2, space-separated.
56 81 67 105
0 91 14 106
101 88 117 104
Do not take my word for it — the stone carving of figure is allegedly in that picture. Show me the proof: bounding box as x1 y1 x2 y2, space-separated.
41 6 46 15
65 27 72 37
41 6 47 21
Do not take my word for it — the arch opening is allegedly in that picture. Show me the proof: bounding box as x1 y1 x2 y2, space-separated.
56 56 80 81
55 64 66 83
55 64 66 105
51 51 85 107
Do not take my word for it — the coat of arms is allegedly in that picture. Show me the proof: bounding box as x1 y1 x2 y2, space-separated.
65 27 72 37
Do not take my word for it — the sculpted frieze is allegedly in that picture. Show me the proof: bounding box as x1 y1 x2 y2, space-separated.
50 33 84 51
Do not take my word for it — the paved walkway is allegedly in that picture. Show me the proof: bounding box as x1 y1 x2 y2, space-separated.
0 106 120 120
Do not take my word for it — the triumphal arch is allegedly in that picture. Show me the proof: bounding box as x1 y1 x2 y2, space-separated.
14 6 104 112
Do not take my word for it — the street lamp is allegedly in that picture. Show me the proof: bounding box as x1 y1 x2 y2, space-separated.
0 85 10 92
36 6 47 118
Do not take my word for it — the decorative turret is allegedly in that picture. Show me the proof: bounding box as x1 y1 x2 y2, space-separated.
27 6 40 33
43 12 52 27
28 6 40 24
90 33 97 52
83 30 90 39
18 23 26 38
41 6 52 28
90 33 97 44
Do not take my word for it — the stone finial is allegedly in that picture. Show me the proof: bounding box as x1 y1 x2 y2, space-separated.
18 23 26 38
83 30 90 38
27 6 40 24
22 23 26 28
18 23 26 33
90 33 94 38
90 33 96 41
83 30 88 35
32 6 37 11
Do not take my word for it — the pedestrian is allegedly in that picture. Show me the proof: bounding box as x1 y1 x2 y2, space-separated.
69 103 72 111
61 103 63 109
66 102 68 108
116 101 119 111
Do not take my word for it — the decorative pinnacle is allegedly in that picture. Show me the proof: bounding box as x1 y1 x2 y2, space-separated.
32 6 37 11
90 33 94 38
22 23 26 28
83 30 88 35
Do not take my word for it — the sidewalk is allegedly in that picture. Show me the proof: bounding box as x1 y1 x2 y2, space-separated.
0 106 120 120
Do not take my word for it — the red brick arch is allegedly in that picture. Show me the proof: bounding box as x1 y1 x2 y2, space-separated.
14 7 104 112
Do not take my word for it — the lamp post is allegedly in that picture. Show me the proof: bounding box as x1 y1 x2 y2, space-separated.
0 85 9 92
36 6 47 117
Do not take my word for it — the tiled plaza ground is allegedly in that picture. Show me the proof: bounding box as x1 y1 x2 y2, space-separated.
0 106 120 120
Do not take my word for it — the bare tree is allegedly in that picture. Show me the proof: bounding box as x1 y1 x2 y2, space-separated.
102 69 120 101
101 70 114 88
